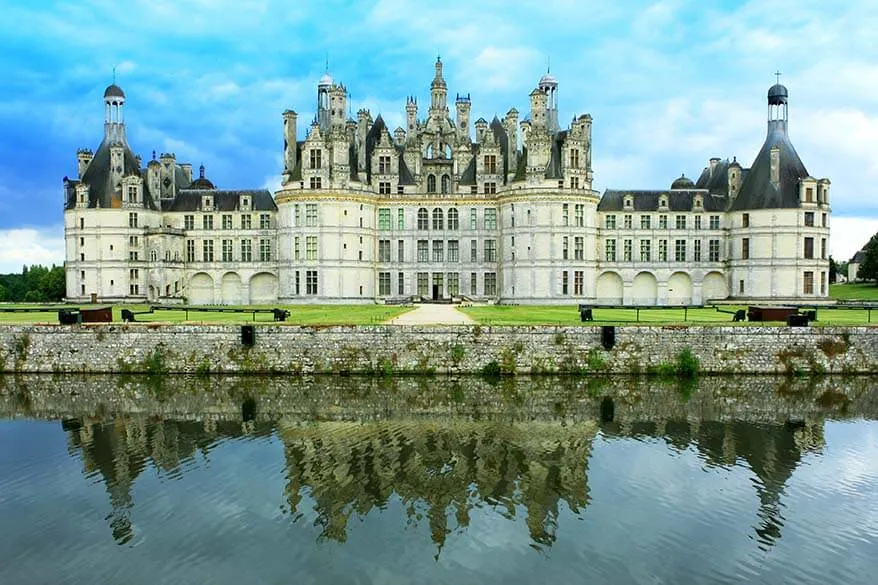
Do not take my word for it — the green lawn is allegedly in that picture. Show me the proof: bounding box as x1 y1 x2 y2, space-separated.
830 283 878 300
0 304 413 325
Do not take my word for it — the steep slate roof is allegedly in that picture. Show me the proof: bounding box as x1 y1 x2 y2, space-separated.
545 130 567 180
458 156 477 185
489 117 510 182
512 147 528 182
71 140 159 210
730 121 809 210
695 158 732 197
364 114 388 183
289 141 304 182
597 189 727 212
161 189 276 212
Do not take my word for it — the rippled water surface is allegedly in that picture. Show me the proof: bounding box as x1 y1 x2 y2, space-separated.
1 375 877 584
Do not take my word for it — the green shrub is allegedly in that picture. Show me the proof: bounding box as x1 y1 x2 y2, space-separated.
676 347 699 378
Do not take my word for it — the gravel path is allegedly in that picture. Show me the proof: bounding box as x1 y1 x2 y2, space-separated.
385 304 475 325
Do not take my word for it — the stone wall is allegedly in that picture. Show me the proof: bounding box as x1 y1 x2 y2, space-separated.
0 324 876 375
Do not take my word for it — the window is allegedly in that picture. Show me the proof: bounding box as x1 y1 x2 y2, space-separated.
804 237 814 259
469 272 477 295
804 212 815 227
129 212 138 228
378 272 391 296
605 215 616 229
484 239 497 262
822 213 827 227
417 240 429 262
804 271 814 294
129 235 138 247
606 239 617 261
306 270 318 295
659 215 668 229
562 271 569 295
571 177 579 189
562 204 569 226
562 236 569 260
658 239 668 262
222 239 233 262
203 240 214 262
260 214 271 229
441 175 450 194
470 208 477 230
640 239 651 262
398 272 405 295
202 215 213 230
484 208 497 230
432 208 444 230
397 240 404 262
418 208 429 230
805 187 814 203
309 176 322 189
241 239 252 262
624 214 632 229
129 251 138 261
379 181 391 195
80 218 84 229
294 236 300 260
570 148 580 168
821 238 827 260
574 271 584 296
418 272 429 296
397 208 405 230
260 239 272 262
742 213 750 228
624 198 632 209
448 240 459 262
398 184 405 195
241 214 252 229
575 204 584 227
448 208 459 230
709 239 720 262
709 215 720 230
448 272 459 296
641 215 651 229
470 240 477 262
378 208 391 230
427 174 437 193
306 204 318 226
432 240 444 262
184 215 195 230
484 154 497 174
574 236 584 260
484 273 497 296
378 155 391 174
294 205 301 227
623 239 633 261
694 240 702 262
739 280 745 295
484 182 497 194
694 216 702 230
821 271 827 295
306 236 318 260
740 238 749 259
309 149 322 169
675 239 686 262
222 215 232 230
675 215 686 230
186 240 196 262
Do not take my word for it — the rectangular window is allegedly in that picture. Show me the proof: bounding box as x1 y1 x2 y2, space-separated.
659 214 668 229
822 213 827 227
484 182 497 194
398 272 405 295
203 215 213 230
305 204 318 227
129 251 138 261
448 272 460 296
658 239 668 262
378 272 391 296
709 215 720 230
306 236 318 261
294 205 301 227
484 154 497 174
821 238 827 259
821 271 827 295
675 215 686 230
562 203 569 226
294 236 300 260
448 240 459 262
378 155 391 174
605 215 616 229
222 239 233 262
742 213 750 228
470 208 477 230
804 237 814 259
397 239 404 262
575 204 584 227
675 239 686 262
129 212 138 228
202 239 214 262
129 235 138 247
241 239 252 262
222 215 233 230
127 185 137 203
184 215 195 230
484 273 497 296
694 216 702 230
709 239 720 262
470 240 477 262
805 187 814 203
417 240 429 262
570 149 580 168
694 240 702 262
470 272 477 295
379 181 391 195
378 208 391 230
623 239 633 262
562 271 569 295
309 149 322 169
562 236 569 260
624 214 632 229
804 212 815 227
640 239 651 262
606 239 617 262
397 208 405 230
260 239 272 262
484 208 497 230
640 215 651 229
433 240 444 262
741 238 749 260
574 271 584 296
418 272 429 296
241 214 252 230
804 271 814 294
295 271 300 295
260 214 271 229
574 236 584 260
306 270 318 295
484 239 497 262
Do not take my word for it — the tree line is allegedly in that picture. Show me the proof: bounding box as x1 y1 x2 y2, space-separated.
0 265 66 302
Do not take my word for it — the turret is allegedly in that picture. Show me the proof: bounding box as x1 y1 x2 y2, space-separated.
159 152 177 199
103 82 127 144
538 71 559 133
329 84 347 132
317 70 333 132
504 108 519 161
394 127 406 146
405 96 418 139
455 94 471 140
529 88 548 131
430 57 448 113
474 118 488 143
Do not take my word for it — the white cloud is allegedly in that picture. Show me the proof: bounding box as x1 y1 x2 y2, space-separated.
830 217 878 262
0 227 65 274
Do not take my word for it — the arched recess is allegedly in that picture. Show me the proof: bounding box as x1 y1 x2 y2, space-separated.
702 271 729 301
221 272 243 305
667 272 693 305
426 174 437 193
596 271 623 304
631 272 658 306
441 174 450 194
189 272 214 305
250 272 279 305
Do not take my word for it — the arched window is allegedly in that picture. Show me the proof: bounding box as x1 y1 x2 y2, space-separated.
417 208 429 230
432 208 444 230
441 174 450 194
447 208 459 230
427 174 437 193
425 144 434 159
443 144 452 159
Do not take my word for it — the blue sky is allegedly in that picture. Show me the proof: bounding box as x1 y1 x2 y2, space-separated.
1 0 877 272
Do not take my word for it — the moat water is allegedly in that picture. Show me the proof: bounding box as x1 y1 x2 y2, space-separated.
1 375 877 584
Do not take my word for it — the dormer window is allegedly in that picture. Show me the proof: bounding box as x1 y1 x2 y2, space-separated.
659 196 668 208
127 185 138 203
241 196 251 210
694 195 703 209
624 197 633 208
202 196 213 211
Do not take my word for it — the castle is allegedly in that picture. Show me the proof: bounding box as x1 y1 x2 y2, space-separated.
64 59 831 305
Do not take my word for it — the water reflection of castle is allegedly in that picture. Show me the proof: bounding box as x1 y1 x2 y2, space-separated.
58 411 825 550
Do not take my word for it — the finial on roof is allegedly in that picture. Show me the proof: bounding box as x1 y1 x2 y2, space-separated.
113 66 116 84
325 53 329 73
152 150 156 160
547 56 550 74
199 164 205 179
775 70 781 84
